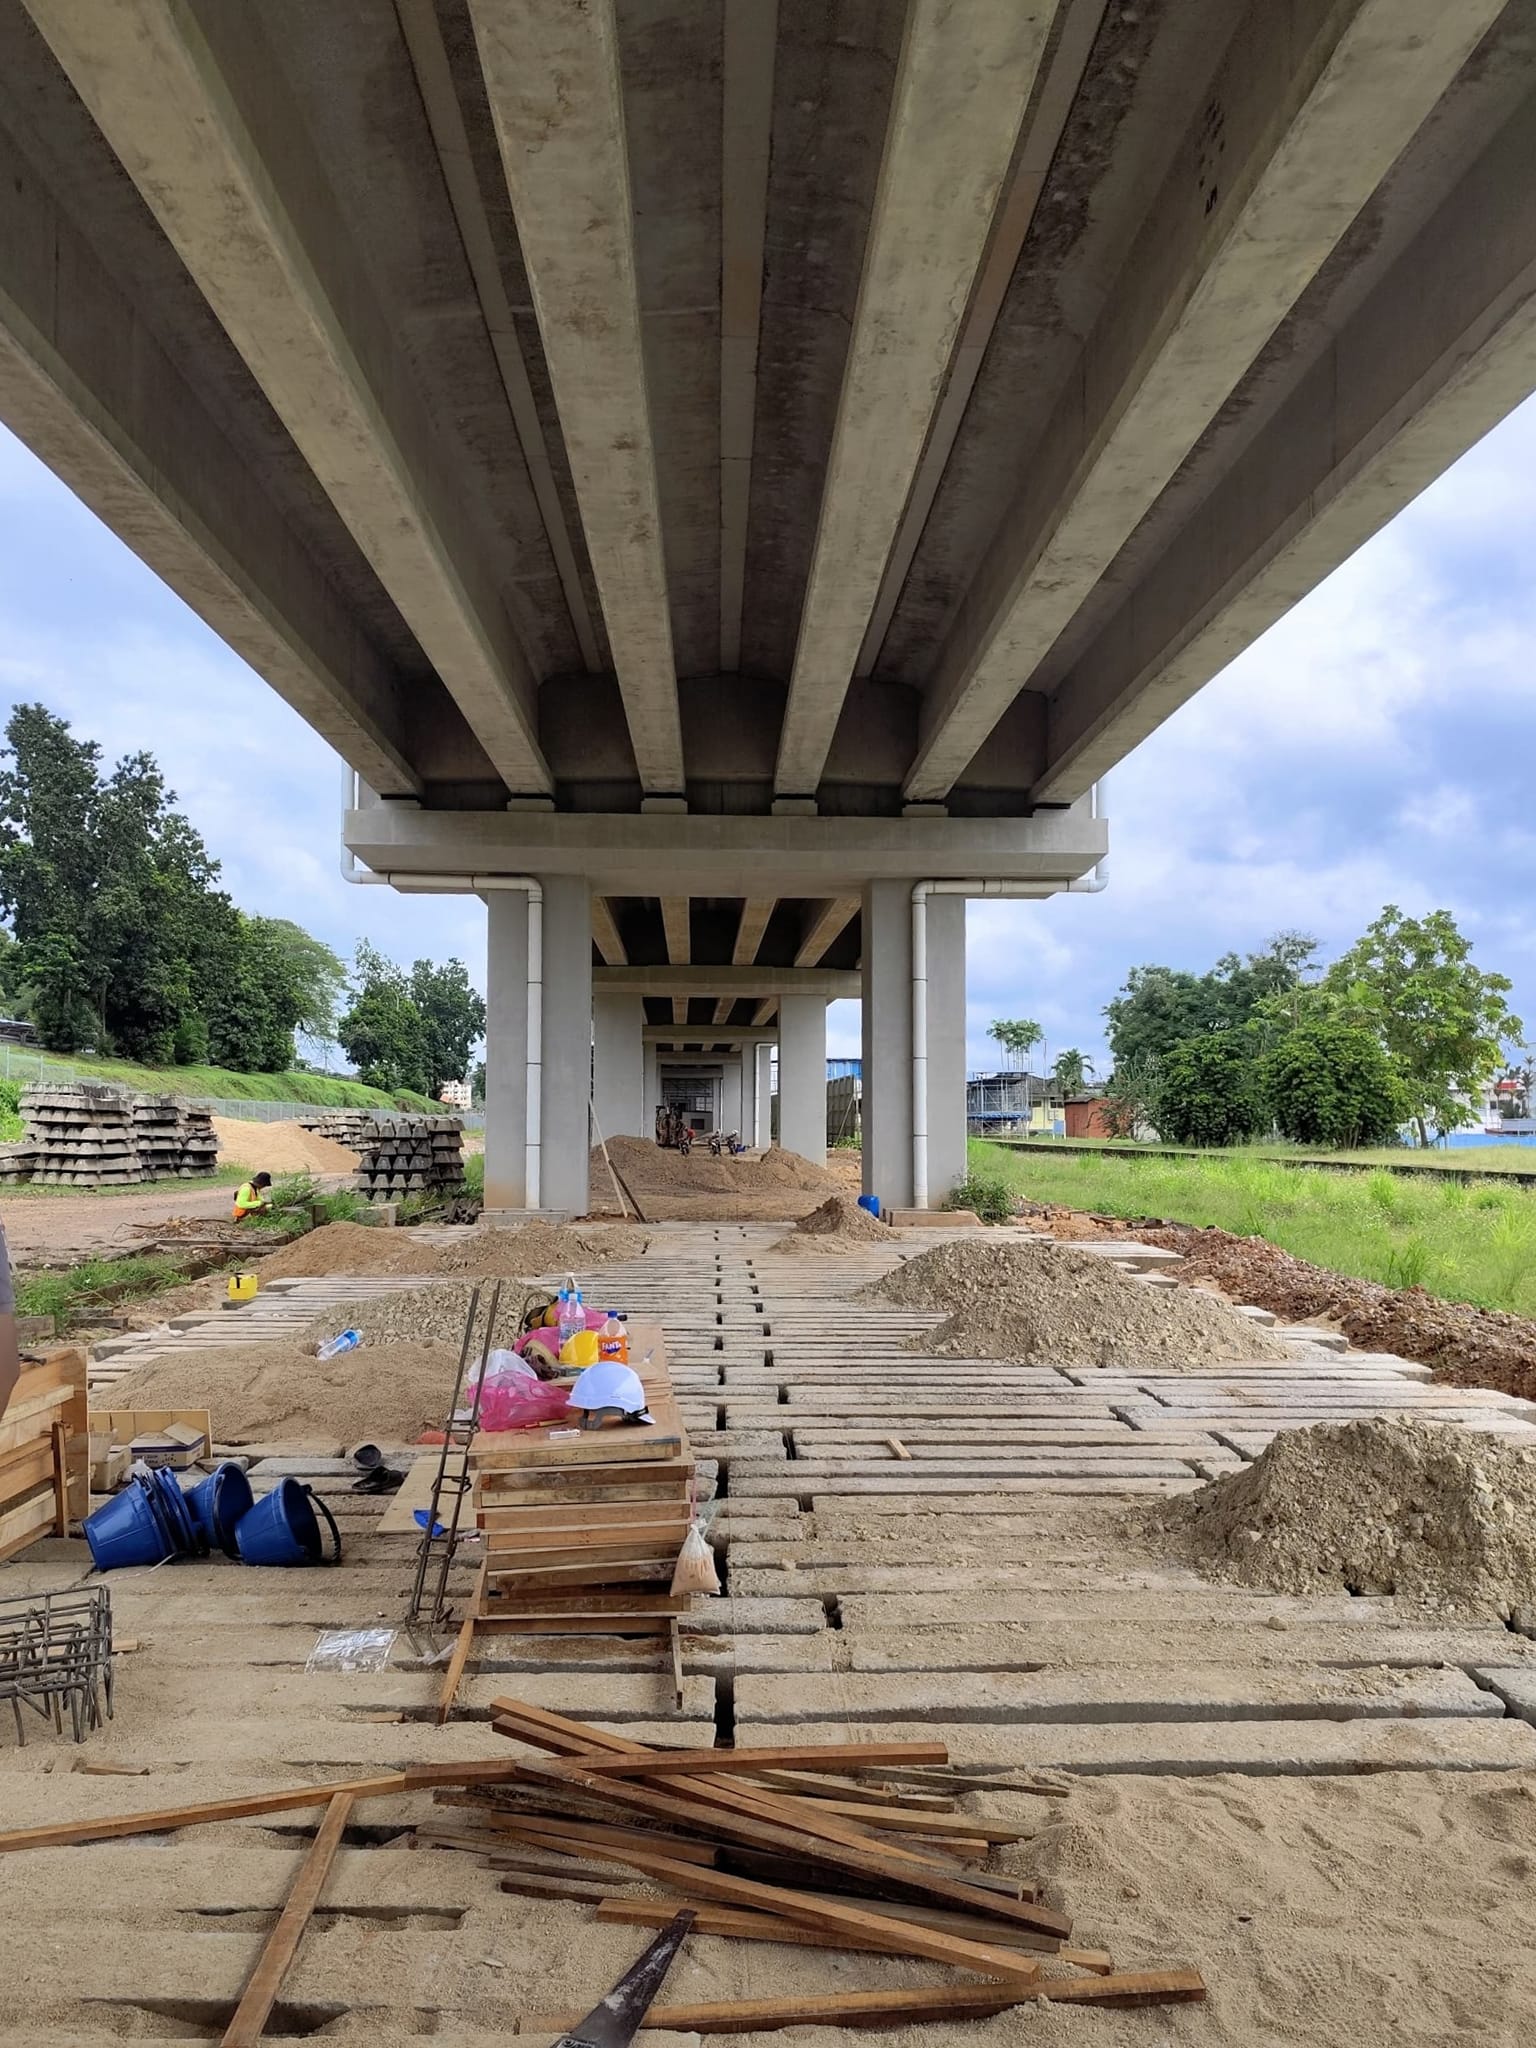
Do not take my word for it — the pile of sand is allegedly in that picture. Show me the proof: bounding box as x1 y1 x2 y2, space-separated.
211 1118 358 1174
1151 1417 1536 1617
305 1281 548 1351
591 1135 839 1221
254 1219 647 1283
767 1193 892 1256
860 1238 1293 1366
108 1336 463 1444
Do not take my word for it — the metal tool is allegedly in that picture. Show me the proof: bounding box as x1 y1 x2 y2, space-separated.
549 1911 694 2048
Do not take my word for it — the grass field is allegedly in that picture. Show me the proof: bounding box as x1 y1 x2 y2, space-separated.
972 1138 1536 1320
990 1134 1536 1174
0 1048 437 1112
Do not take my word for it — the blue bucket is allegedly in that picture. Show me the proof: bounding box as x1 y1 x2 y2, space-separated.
857 1193 882 1220
184 1462 255 1558
234 1479 342 1567
83 1476 179 1572
149 1468 208 1558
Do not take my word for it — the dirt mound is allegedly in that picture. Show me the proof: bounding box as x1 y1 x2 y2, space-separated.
767 1194 891 1256
860 1238 1292 1366
306 1281 548 1351
1150 1417 1536 1617
1138 1224 1536 1402
252 1219 647 1284
590 1135 839 1220
211 1118 358 1174
109 1336 463 1445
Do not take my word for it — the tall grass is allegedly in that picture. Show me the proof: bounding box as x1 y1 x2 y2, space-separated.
0 1048 437 1112
974 1137 1536 1319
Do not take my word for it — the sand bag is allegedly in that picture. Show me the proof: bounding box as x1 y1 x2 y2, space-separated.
670 1521 721 1596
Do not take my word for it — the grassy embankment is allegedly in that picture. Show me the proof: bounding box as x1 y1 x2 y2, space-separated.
971 1137 1536 1320
0 1048 437 1113
990 1134 1536 1174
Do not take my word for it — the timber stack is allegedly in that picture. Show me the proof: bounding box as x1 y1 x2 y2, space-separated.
352 1114 465 1201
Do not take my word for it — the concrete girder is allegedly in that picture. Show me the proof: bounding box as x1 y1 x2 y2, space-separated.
0 111 420 798
1033 82 1536 801
343 801 1107 896
469 0 686 796
771 0 1057 798
851 0 1110 684
392 0 602 677
21 0 554 795
751 999 778 1028
718 0 776 674
794 897 860 968
903 0 1508 801
590 897 628 966
733 898 777 968
595 966 857 998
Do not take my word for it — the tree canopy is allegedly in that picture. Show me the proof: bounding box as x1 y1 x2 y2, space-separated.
988 1018 1042 1068
337 942 485 1097
1104 932 1317 1069
0 704 335 1070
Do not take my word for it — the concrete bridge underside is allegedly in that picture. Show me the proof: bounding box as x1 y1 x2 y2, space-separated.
2 0 1535 1210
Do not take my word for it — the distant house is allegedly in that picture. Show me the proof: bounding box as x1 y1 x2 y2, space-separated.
439 1078 472 1111
1064 1094 1115 1139
966 1070 1059 1136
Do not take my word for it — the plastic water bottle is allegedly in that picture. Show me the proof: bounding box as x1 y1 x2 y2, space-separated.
557 1277 583 1354
599 1311 626 1363
316 1329 361 1361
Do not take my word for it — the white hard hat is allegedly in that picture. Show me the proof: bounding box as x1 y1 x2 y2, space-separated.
567 1362 648 1415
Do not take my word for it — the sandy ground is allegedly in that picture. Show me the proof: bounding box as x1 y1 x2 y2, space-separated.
0 1180 238 1259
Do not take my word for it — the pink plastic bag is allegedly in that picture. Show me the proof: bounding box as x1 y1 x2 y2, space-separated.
478 1378 573 1432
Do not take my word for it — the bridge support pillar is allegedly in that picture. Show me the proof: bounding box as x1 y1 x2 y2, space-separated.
777 997 827 1165
862 883 967 1211
754 1042 773 1148
593 992 646 1142
484 876 592 1218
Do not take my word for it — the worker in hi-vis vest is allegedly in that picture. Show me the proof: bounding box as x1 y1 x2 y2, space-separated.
232 1171 273 1221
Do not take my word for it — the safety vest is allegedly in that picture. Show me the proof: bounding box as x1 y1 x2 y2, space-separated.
232 1181 266 1218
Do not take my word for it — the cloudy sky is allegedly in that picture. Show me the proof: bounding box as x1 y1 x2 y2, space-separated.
2 394 1533 1079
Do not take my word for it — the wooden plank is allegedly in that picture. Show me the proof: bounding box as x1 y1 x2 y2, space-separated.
480 1590 688 1615
886 1438 912 1460
477 1463 693 1504
519 1838 1043 1982
512 1757 1073 1934
220 1790 354 2047
0 1434 57 1499
434 1809 718 1866
475 1611 676 1636
0 1488 58 1565
0 1764 515 1855
436 1612 477 1727
470 1416 682 1470
483 1530 685 1565
484 1557 677 1589
479 1499 692 1535
527 1973 1206 2030
556 1742 950 1778
811 1803 1021 1843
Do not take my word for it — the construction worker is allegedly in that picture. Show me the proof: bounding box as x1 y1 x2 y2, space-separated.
232 1171 273 1222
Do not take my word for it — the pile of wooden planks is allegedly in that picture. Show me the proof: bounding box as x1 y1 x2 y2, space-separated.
418 1697 1206 2032
0 1351 86 1564
468 1323 695 1637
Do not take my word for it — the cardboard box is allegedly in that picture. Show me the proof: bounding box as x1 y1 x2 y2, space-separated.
129 1422 208 1470
88 1433 131 1492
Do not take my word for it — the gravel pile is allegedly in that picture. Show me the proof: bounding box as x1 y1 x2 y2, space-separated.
591 1137 840 1219
1150 1417 1536 1617
859 1238 1292 1366
303 1281 550 1352
253 1219 647 1284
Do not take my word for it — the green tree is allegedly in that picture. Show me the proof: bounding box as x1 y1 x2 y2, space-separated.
336 941 429 1094
1052 1048 1093 1097
1105 933 1317 1068
409 957 486 1097
1153 1034 1269 1147
1321 906 1523 1147
254 919 348 1044
987 1018 1042 1069
1263 1019 1409 1149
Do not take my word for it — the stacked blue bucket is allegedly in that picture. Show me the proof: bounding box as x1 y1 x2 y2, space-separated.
84 1466 341 1570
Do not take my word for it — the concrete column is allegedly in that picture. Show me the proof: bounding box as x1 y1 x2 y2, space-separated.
592 992 645 1141
484 889 530 1213
925 894 968 1202
642 1039 660 1139
777 997 826 1165
861 883 968 1210
861 880 913 1210
540 874 592 1215
753 1042 773 1147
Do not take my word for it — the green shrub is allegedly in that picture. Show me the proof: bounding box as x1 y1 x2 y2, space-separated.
1153 1035 1268 1147
949 1172 1015 1224
1263 1019 1408 1148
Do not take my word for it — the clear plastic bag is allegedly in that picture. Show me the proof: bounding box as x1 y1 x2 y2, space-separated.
305 1626 397 1673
